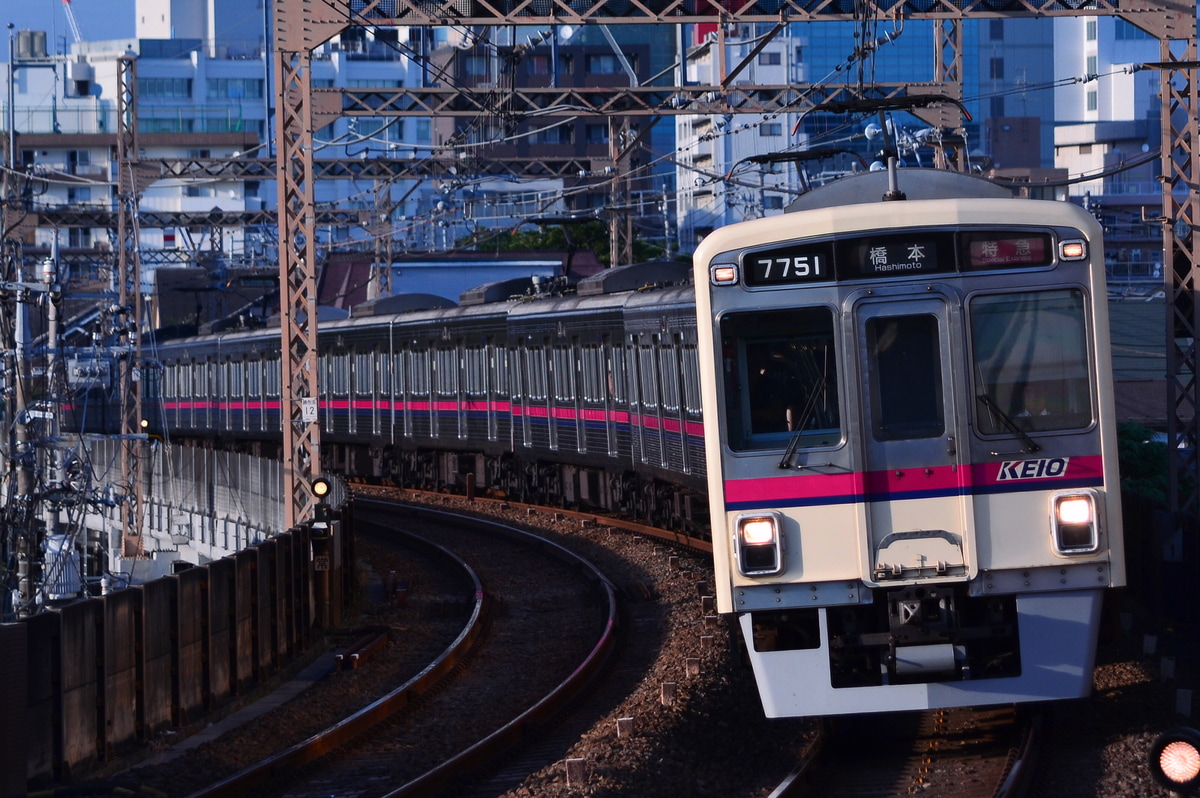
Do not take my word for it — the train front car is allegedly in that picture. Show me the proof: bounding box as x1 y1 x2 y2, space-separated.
693 171 1125 717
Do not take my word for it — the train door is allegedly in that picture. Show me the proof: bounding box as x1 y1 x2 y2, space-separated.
571 336 584 454
853 294 973 585
663 333 689 473
484 338 498 441
601 335 618 457
515 340 532 448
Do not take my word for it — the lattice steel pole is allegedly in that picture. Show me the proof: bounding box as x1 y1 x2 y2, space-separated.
275 0 346 529
1161 38 1200 519
116 55 145 556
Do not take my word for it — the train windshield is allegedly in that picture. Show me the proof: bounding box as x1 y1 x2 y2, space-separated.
720 307 841 451
969 289 1093 434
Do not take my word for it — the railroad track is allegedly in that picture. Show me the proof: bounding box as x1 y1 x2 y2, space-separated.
776 705 1040 798
203 499 619 798
90 491 823 797
77 498 614 798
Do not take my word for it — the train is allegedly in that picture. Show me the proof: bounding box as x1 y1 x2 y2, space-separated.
120 166 1122 718
694 168 1124 716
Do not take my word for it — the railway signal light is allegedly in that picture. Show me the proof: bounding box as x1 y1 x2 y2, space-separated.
311 477 332 525
1149 727 1200 794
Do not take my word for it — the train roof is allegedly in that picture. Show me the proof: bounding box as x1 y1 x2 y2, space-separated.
785 168 1014 212
576 260 692 296
354 293 458 316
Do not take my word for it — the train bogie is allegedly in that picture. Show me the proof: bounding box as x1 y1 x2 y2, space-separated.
694 170 1124 717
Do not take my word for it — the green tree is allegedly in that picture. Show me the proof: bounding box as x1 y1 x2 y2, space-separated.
460 220 668 267
1117 421 1172 504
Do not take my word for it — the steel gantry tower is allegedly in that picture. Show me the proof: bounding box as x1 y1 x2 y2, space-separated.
270 0 1198 528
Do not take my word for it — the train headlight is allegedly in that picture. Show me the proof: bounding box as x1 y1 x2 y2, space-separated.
1149 727 1200 794
1051 491 1099 555
711 264 739 285
734 512 785 576
1058 239 1087 261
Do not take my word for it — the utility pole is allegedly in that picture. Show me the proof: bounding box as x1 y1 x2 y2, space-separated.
115 55 146 557
3 22 37 617
274 1 345 529
369 179 393 300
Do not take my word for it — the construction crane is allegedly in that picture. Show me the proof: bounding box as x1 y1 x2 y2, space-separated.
61 0 83 44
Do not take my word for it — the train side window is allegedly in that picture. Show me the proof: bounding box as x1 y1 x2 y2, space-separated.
865 314 944 441
610 345 629 403
465 347 486 398
526 346 548 400
409 348 430 397
379 352 391 395
969 289 1093 434
247 361 261 397
553 345 576 401
681 344 702 415
581 345 604 402
638 344 660 409
265 359 280 398
492 347 509 398
356 353 373 394
230 360 244 397
660 341 681 412
435 348 458 396
720 307 840 451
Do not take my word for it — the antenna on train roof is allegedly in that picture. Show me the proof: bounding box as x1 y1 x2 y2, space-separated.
866 111 906 201
883 157 906 202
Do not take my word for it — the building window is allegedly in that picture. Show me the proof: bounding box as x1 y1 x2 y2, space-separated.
585 123 608 144
138 118 196 134
67 186 91 203
990 96 1005 117
1086 54 1098 75
758 51 781 65
586 54 620 74
989 19 1003 40
1086 19 1098 41
140 78 193 98
1086 91 1097 112
346 78 404 88
529 54 550 75
355 117 403 142
759 122 783 137
531 124 572 144
1115 19 1154 39
464 55 491 77
989 57 1004 80
206 78 264 99
763 195 784 210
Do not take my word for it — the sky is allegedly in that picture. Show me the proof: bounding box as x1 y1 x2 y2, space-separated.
2 0 136 59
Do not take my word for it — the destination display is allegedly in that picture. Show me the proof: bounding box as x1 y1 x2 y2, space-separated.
741 229 1058 287
844 235 951 278
962 232 1053 269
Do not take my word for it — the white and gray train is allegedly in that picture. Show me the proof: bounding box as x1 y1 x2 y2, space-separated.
130 168 1123 717
694 169 1124 716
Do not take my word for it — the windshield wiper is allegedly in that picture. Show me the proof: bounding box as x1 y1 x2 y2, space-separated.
778 386 825 469
977 392 1041 454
